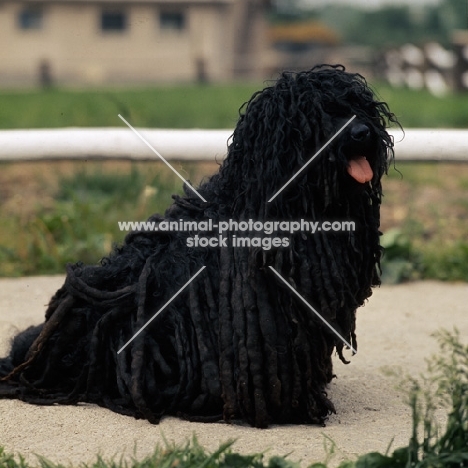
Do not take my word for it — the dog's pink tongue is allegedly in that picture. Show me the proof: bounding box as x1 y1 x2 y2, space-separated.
347 156 373 183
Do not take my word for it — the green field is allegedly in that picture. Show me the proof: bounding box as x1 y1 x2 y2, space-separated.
0 82 467 129
0 84 261 129
375 85 468 128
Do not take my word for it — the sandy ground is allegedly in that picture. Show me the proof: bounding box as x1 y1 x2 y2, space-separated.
0 277 467 467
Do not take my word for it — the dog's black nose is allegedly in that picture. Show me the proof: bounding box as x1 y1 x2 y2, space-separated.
350 124 371 142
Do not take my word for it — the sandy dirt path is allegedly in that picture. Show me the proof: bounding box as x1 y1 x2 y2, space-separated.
1 277 467 466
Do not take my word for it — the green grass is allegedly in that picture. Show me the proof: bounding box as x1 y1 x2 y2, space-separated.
0 84 261 129
0 83 468 129
1 330 466 468
374 84 468 129
0 439 300 468
379 161 468 283
0 163 187 276
387 162 449 186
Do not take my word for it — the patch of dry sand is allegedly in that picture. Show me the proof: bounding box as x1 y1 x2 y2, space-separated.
1 277 467 466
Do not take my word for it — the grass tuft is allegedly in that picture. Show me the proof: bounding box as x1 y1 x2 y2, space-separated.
0 437 303 468
344 329 468 468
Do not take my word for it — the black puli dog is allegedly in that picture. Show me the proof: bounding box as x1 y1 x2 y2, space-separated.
0 65 398 428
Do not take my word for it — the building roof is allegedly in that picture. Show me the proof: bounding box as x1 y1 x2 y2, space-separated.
269 21 339 46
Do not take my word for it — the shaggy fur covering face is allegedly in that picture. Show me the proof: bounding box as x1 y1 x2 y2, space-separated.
0 65 397 428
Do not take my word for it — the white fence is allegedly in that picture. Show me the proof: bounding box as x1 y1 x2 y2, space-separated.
0 128 467 162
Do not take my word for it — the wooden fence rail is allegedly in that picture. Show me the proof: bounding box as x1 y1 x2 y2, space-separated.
0 128 467 162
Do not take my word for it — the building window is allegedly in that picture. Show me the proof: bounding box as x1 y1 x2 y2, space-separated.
101 11 127 32
159 11 186 32
18 8 43 29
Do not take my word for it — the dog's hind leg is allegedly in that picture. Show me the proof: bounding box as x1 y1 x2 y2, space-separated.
0 324 43 395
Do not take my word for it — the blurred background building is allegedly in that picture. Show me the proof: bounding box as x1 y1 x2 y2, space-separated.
0 0 268 86
0 0 467 91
